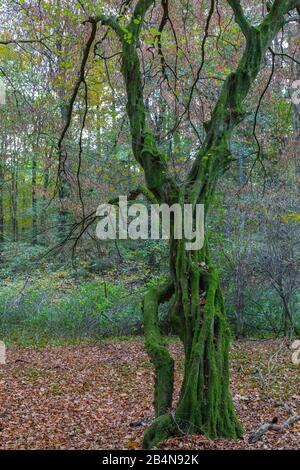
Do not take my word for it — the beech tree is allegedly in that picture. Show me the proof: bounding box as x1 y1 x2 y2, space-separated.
58 0 300 449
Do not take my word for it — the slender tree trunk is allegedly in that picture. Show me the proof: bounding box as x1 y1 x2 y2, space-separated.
238 151 245 232
41 153 50 245
281 294 296 338
58 102 71 243
10 151 18 242
291 20 300 181
56 28 72 244
234 277 246 339
32 151 37 245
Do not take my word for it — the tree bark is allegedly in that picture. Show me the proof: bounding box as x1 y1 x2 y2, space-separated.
32 150 37 245
56 24 72 244
10 148 18 242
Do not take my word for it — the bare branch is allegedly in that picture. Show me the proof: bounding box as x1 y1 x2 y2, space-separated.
0 35 52 45
249 402 300 444
57 20 97 172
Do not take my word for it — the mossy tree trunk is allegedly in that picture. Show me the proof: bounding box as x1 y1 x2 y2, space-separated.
95 0 300 449
143 234 243 449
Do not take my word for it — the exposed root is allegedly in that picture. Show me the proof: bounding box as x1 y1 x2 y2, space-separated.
143 414 176 450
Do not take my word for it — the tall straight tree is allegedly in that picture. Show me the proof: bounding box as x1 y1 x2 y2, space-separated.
32 142 38 245
64 0 300 448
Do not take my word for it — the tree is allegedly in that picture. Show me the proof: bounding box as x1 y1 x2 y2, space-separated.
253 205 300 337
4 0 296 449
56 0 300 449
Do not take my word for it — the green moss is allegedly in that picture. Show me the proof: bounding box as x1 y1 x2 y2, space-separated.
143 414 175 449
143 280 175 417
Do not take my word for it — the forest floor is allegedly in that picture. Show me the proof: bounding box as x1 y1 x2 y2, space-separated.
0 339 299 450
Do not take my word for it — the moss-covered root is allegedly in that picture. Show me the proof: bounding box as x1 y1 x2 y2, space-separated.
143 414 176 450
142 280 175 417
